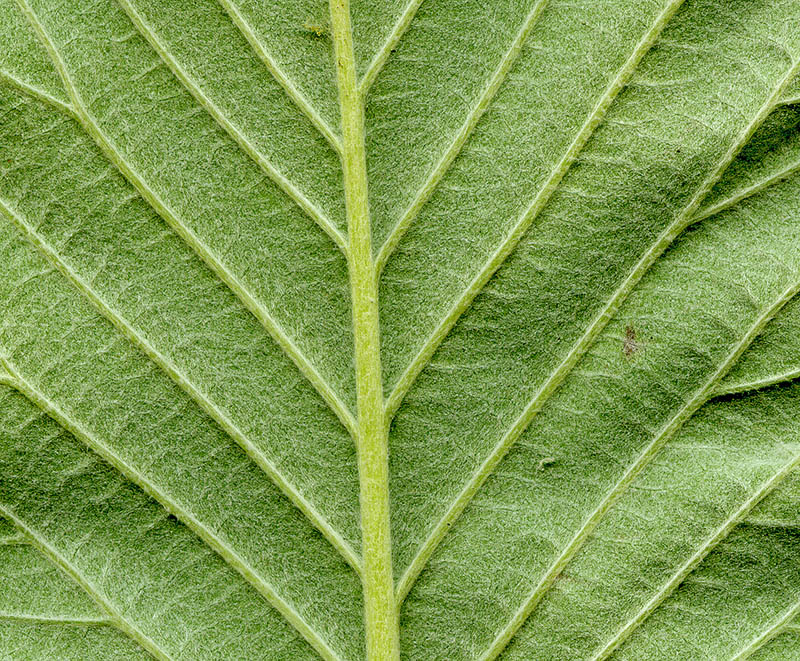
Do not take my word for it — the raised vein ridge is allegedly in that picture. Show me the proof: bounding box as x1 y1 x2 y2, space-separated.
0 68 74 118
15 0 357 441
215 0 343 153
589 453 800 660
330 0 400 658
0 196 361 575
384 0 686 421
693 157 800 224
117 0 347 254
0 507 167 661
0 360 342 661
358 0 425 95
731 599 800 661
374 0 550 275
394 43 800 615
478 276 800 660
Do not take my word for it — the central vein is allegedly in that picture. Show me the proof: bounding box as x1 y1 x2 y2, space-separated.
329 1 401 659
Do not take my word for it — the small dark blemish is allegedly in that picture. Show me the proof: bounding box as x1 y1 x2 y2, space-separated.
303 22 329 38
537 457 556 470
623 323 640 358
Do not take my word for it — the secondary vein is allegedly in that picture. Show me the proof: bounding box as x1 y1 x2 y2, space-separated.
215 0 343 155
374 0 551 276
15 0 358 443
0 69 75 119
0 507 170 661
0 613 113 627
385 0 686 420
731 598 800 661
395 17 797 627
478 278 800 661
115 0 348 254
589 452 800 661
714 367 800 397
0 358 342 661
692 157 800 224
358 0 426 96
0 197 361 575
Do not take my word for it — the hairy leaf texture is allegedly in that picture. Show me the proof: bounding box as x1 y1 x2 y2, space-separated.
2 0 800 659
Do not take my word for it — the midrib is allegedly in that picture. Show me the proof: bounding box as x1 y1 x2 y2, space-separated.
329 1 400 660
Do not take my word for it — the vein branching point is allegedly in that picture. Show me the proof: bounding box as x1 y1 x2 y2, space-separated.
330 1 401 658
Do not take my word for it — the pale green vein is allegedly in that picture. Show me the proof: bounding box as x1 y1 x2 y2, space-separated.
330 0 400 658
0 507 168 661
0 68 75 119
0 197 362 576
0 360 342 661
0 535 28 546
0 374 17 390
115 0 348 255
395 49 800 628
779 94 800 107
214 0 343 154
15 0 358 443
0 613 113 627
715 368 800 398
589 454 800 661
374 0 550 276
478 279 800 661
385 0 686 423
692 159 800 224
0 502 26 545
731 599 800 661
357 0 425 96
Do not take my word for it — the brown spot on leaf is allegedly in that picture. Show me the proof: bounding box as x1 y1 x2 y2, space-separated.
623 324 640 358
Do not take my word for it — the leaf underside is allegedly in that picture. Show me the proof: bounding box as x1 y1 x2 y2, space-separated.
2 0 800 659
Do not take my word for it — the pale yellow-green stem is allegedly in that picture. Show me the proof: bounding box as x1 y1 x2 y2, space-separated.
329 1 401 659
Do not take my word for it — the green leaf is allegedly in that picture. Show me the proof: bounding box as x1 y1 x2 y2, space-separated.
2 0 800 659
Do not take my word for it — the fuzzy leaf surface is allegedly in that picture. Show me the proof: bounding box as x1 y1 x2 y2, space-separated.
3 0 800 659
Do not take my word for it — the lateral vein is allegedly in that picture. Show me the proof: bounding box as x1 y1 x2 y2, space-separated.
714 367 800 397
731 599 800 661
385 0 686 421
358 0 425 95
0 68 76 120
692 157 800 224
0 197 362 575
374 0 550 276
395 37 799 627
15 0 359 443
478 279 800 661
116 0 348 255
215 0 343 154
0 613 113 627
0 534 28 546
589 453 800 661
0 507 170 661
0 359 343 661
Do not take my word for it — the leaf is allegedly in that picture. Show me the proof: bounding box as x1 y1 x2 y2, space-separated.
2 0 800 659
